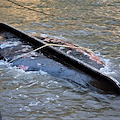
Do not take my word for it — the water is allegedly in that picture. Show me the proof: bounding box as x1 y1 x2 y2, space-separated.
0 0 120 119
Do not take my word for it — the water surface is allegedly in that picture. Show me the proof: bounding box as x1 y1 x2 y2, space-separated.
0 0 120 119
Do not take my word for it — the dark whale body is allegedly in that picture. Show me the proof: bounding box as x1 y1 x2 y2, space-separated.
0 40 92 88
0 32 118 93
0 23 120 94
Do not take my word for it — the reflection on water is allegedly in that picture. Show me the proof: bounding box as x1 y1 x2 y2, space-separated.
0 0 120 119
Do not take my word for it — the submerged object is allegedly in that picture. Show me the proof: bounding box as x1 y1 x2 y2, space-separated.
0 22 120 94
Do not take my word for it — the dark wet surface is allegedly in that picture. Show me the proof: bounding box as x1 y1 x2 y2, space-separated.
0 30 103 92
1 29 119 93
0 0 120 119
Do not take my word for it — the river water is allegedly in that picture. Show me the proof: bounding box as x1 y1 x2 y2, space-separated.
0 0 120 119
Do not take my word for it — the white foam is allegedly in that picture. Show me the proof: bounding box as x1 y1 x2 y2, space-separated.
0 41 21 49
100 59 114 75
0 60 7 65
100 58 120 81
29 101 40 106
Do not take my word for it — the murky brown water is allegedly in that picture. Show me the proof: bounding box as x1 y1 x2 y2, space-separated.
0 0 120 119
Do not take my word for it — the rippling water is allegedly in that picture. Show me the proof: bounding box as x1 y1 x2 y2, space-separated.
0 0 120 119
